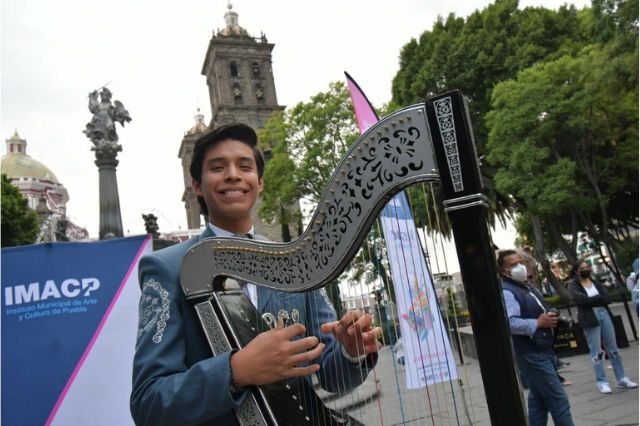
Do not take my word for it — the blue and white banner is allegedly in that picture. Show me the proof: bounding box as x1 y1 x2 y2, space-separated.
381 197 458 389
1 235 152 426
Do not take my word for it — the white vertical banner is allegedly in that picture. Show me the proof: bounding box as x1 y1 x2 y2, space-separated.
381 196 457 389
345 72 456 389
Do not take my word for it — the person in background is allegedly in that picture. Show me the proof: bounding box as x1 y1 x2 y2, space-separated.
499 249 575 426
516 247 571 379
626 258 639 315
569 260 638 394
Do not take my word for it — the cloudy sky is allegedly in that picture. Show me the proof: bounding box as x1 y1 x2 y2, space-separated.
2 0 589 247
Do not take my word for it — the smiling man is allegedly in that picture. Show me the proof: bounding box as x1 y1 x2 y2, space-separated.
130 123 382 426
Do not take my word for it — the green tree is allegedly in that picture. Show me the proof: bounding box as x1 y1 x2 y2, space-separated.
1 174 39 247
486 44 638 287
391 1 590 231
257 111 301 242
257 82 360 233
392 0 588 148
287 81 360 203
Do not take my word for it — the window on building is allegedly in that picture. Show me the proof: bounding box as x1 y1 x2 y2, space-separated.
252 62 261 79
255 84 264 105
230 62 238 77
232 83 242 104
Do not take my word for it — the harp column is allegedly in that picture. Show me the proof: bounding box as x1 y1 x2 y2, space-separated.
425 91 528 426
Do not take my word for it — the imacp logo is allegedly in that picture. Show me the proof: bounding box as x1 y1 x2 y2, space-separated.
3 278 101 321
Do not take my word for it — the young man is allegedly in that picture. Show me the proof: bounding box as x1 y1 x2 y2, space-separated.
499 249 574 426
130 123 381 426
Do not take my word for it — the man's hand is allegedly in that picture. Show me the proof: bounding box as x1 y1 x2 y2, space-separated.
536 312 559 329
320 310 383 358
231 320 324 387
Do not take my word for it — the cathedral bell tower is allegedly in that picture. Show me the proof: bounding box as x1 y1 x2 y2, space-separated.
202 3 284 128
179 3 287 239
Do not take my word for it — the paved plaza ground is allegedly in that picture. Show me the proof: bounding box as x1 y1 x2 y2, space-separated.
327 303 639 425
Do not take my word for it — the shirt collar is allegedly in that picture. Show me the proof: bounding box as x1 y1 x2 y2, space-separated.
207 222 255 238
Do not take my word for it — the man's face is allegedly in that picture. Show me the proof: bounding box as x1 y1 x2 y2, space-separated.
193 139 263 233
501 254 522 278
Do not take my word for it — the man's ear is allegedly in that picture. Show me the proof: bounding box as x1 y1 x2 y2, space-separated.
257 177 264 194
192 178 202 196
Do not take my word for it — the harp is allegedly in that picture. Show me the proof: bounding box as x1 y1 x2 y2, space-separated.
180 91 527 425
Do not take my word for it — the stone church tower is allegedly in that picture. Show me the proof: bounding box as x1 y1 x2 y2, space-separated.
178 3 289 240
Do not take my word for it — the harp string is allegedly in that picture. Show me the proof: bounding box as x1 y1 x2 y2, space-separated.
245 185 480 425
403 186 459 425
351 253 371 422
374 211 425 425
377 211 424 423
372 218 409 425
359 229 391 424
422 180 477 425
396 199 443 425
330 273 360 421
387 201 437 425
353 247 383 421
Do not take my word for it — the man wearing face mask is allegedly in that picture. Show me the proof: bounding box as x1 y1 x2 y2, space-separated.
498 249 575 426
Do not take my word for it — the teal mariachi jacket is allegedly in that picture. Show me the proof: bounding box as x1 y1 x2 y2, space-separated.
130 226 374 426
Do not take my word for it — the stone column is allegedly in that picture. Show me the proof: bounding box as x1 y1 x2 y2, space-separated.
93 141 123 239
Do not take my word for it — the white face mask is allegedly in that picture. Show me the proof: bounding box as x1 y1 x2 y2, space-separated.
509 263 528 283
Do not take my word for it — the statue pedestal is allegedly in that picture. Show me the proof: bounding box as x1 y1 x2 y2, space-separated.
93 141 124 239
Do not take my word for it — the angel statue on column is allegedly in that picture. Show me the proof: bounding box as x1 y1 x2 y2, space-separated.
83 87 131 144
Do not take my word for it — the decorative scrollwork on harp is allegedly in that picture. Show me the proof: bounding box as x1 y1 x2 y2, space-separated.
181 104 438 299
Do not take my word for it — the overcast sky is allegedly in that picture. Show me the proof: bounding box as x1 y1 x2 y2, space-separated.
2 0 590 247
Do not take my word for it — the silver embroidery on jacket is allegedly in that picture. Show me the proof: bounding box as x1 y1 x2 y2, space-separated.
137 278 170 344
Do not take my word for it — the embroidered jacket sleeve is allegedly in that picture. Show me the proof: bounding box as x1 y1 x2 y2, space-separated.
130 253 245 426
502 289 538 337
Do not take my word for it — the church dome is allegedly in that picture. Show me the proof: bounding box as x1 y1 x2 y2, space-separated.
187 108 208 135
218 3 252 38
1 131 59 183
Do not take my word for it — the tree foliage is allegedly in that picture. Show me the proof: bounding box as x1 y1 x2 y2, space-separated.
1 174 39 247
486 42 638 282
257 111 301 241
392 0 588 148
258 81 359 233
392 1 590 230
391 0 638 287
287 81 360 203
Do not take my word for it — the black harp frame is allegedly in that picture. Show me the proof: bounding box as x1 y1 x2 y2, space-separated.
180 90 527 426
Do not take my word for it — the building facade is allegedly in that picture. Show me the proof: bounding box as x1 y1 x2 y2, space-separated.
1 131 88 241
178 4 290 240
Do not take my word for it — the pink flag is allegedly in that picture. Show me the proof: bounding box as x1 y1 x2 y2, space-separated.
345 71 379 134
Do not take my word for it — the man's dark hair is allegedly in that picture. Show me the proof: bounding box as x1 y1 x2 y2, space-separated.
189 123 265 217
497 249 518 269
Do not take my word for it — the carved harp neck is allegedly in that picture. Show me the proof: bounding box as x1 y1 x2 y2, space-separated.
181 103 442 299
